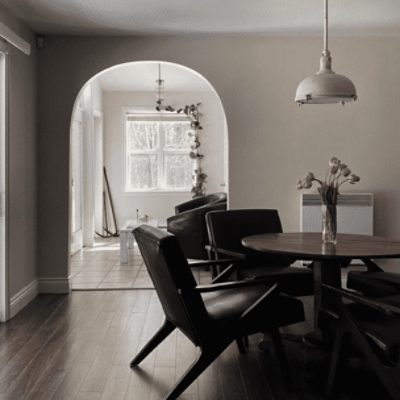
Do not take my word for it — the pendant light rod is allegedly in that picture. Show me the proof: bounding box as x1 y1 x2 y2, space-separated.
324 0 328 52
156 62 165 108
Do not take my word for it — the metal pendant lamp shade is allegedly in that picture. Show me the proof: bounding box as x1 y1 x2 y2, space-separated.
295 0 357 105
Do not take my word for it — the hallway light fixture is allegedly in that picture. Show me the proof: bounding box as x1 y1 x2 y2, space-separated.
295 0 357 105
155 63 165 110
155 63 175 112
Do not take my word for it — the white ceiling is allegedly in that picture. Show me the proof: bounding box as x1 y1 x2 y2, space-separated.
96 62 211 92
1 0 400 36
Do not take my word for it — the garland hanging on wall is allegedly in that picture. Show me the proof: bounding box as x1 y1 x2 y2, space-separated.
156 101 207 198
177 103 207 198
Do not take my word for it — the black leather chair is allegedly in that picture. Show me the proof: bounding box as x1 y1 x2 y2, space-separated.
321 285 400 400
347 259 400 297
167 192 227 259
131 225 305 400
206 209 314 296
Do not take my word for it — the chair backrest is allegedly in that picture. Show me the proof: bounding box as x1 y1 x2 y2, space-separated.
206 209 290 266
175 192 227 214
133 225 209 344
168 200 227 260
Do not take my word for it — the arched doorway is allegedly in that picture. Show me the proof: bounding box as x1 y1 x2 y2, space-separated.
68 61 228 289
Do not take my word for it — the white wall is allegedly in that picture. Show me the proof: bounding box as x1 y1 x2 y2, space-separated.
37 35 400 281
102 90 227 224
0 4 38 300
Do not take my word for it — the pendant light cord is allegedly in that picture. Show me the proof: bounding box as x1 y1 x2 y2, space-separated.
324 0 328 52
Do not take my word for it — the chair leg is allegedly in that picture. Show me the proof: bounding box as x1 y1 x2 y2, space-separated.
130 319 175 367
326 329 347 399
269 328 293 389
236 337 247 353
165 347 223 400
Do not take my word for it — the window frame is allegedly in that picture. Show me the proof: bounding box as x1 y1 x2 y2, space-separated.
123 109 195 194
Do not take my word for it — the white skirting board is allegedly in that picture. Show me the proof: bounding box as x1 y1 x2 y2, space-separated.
9 277 71 319
10 279 39 319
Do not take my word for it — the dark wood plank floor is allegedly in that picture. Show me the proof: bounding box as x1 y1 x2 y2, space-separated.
0 290 391 400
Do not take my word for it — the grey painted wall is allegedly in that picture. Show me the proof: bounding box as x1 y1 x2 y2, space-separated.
0 4 38 297
37 35 400 282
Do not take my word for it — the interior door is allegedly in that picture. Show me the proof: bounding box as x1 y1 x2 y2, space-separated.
70 109 83 254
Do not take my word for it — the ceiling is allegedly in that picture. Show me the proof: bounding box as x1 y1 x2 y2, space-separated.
1 0 400 36
96 62 211 92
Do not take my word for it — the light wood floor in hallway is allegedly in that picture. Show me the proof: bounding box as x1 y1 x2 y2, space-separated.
70 238 151 290
0 289 392 400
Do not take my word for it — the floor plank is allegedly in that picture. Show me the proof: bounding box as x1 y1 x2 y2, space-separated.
0 289 394 400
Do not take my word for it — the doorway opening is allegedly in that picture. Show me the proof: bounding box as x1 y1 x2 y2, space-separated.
69 61 228 290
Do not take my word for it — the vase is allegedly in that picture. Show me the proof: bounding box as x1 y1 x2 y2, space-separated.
322 204 337 244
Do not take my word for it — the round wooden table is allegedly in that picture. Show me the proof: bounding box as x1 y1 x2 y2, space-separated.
242 232 400 337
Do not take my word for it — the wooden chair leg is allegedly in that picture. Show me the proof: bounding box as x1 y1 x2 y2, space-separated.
236 337 247 353
326 329 347 399
130 319 175 366
165 347 223 400
270 328 293 389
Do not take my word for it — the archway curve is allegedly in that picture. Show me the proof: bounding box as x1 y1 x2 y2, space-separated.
68 60 229 270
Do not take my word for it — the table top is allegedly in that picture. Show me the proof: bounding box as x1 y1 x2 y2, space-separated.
242 232 400 260
120 218 159 232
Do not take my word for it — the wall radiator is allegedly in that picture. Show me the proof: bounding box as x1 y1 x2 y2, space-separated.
301 193 374 236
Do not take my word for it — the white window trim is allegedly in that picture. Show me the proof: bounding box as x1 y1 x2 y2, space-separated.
122 107 194 194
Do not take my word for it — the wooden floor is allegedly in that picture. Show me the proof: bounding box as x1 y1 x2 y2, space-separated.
0 289 391 400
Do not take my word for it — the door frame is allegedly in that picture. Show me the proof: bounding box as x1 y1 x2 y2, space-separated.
0 44 10 322
70 107 84 255
93 110 104 235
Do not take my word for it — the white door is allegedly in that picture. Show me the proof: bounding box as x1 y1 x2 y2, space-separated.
0 49 8 321
70 109 84 254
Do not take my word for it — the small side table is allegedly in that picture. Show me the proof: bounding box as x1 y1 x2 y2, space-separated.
120 219 158 264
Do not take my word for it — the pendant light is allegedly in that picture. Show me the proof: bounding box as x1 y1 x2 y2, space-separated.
295 0 357 105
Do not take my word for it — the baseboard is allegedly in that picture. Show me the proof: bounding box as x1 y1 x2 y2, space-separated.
39 277 71 294
10 279 39 318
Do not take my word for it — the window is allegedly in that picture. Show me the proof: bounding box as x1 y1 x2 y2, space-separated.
125 114 195 192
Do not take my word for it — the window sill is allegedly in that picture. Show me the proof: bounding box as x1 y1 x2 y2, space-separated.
123 190 191 197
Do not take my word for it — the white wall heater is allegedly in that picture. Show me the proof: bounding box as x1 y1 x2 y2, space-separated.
301 193 374 236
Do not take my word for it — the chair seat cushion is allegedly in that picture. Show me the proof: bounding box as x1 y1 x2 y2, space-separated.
380 294 400 308
347 271 400 297
349 302 400 365
202 286 305 334
239 266 314 297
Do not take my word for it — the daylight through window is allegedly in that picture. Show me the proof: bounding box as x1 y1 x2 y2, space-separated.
125 114 195 191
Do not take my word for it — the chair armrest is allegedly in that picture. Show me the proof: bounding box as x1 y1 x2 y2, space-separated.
189 258 242 283
361 258 384 272
196 278 276 293
240 283 279 320
188 258 238 268
205 245 246 260
322 284 400 317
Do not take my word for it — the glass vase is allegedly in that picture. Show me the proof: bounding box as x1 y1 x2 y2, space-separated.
322 204 337 244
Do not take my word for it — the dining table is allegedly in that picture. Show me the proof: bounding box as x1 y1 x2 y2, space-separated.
242 232 400 338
